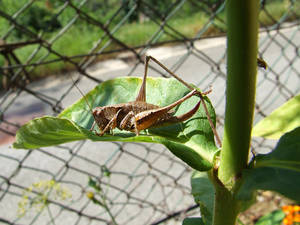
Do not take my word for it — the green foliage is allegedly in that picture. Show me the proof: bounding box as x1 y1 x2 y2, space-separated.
255 209 285 225
13 77 218 171
183 217 205 225
253 94 300 139
191 171 214 225
88 177 102 193
238 127 300 202
87 177 118 224
14 5 61 38
101 165 111 177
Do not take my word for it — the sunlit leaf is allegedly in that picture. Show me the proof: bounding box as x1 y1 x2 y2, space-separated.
238 127 300 202
252 94 300 139
13 77 218 171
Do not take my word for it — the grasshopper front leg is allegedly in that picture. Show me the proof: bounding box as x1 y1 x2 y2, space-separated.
96 109 122 136
101 110 118 135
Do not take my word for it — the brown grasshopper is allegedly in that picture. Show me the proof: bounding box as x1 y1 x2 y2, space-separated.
75 56 213 138
74 55 266 148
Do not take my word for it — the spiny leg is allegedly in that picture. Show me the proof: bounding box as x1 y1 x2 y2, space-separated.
175 100 201 122
119 111 140 136
155 89 199 113
135 56 150 102
145 55 195 91
145 55 222 147
119 111 135 130
150 99 202 127
99 109 122 136
133 116 139 136
90 108 104 133
136 55 197 102
90 121 96 132
135 89 199 131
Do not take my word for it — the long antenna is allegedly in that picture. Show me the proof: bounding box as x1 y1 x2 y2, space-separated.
70 75 94 114
70 75 99 133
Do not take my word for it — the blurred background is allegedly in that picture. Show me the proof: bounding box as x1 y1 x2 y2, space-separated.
0 0 299 224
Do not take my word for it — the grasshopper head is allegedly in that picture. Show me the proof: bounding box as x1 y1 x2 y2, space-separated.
92 107 108 131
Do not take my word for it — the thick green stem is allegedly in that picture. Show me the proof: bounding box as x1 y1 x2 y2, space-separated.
219 0 259 185
213 1 259 225
213 184 240 225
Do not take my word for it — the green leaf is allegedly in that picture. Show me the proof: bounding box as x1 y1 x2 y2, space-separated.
183 217 205 225
252 94 300 139
237 127 300 202
255 209 285 225
13 77 217 171
191 171 215 225
88 177 101 192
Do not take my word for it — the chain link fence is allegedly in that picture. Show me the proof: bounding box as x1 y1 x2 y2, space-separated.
0 0 299 224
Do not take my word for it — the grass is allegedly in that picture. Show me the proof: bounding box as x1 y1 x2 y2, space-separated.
259 0 300 26
0 0 299 83
115 12 211 46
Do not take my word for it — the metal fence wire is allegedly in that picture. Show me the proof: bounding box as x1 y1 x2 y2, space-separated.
0 0 299 224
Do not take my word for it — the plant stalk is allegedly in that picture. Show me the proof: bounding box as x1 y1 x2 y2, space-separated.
219 0 259 186
213 183 240 225
213 0 259 224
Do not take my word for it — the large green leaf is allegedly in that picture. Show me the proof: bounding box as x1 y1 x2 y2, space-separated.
252 94 300 139
13 77 217 171
237 127 300 202
191 171 215 225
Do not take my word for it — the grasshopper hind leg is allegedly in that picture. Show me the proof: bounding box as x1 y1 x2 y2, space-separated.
175 100 201 122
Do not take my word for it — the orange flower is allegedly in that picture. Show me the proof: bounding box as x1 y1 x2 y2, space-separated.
282 205 300 225
283 218 292 225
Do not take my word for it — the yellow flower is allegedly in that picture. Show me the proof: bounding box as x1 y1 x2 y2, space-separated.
86 191 94 200
17 180 72 217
